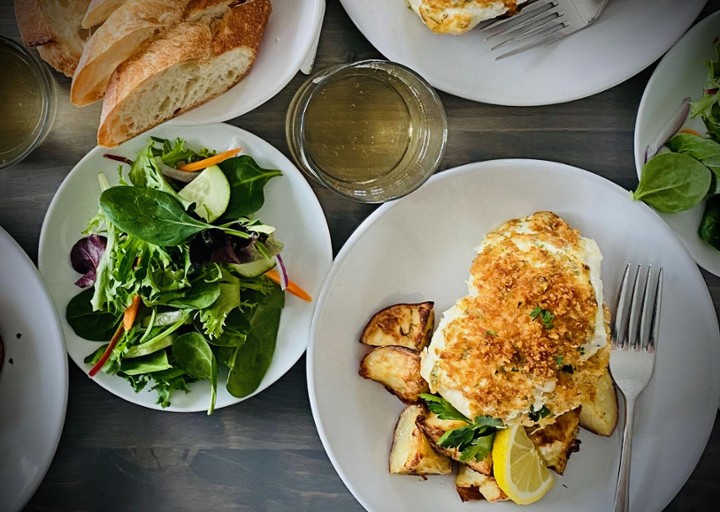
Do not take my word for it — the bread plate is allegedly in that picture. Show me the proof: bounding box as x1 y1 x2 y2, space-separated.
338 0 704 106
0 226 67 512
634 10 720 277
39 123 332 412
307 159 720 511
173 0 325 125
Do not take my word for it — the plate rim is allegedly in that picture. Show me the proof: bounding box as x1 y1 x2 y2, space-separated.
307 158 720 511
0 225 68 512
38 122 332 412
337 0 706 106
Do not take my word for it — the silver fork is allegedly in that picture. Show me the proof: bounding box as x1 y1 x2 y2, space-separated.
482 0 612 60
609 264 663 512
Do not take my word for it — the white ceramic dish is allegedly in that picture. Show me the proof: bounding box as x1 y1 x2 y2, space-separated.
39 123 332 412
174 0 325 124
308 159 720 512
0 226 67 512
634 9 720 277
339 0 705 106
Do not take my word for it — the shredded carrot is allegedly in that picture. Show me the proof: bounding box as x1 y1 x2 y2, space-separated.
88 324 124 377
265 269 312 302
679 128 703 137
178 148 242 172
123 294 142 331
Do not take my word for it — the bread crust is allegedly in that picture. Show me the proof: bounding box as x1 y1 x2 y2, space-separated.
14 0 54 47
81 0 128 29
98 0 271 147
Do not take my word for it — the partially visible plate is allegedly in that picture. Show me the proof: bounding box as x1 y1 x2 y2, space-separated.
308 159 720 512
39 123 332 412
174 0 324 124
635 9 720 276
339 0 705 106
0 227 67 511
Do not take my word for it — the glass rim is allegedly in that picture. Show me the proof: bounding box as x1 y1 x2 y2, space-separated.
286 59 447 203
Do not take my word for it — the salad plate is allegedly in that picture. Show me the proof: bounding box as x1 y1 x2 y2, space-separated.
0 226 67 511
39 123 332 412
307 159 720 511
338 0 705 106
173 0 324 125
634 9 720 277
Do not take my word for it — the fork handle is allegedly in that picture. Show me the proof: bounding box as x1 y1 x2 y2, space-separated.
613 397 635 512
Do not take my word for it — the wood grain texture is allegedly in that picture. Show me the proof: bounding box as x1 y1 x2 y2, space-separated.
0 1 719 511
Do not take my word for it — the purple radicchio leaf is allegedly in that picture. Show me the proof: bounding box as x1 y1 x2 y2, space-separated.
70 235 107 288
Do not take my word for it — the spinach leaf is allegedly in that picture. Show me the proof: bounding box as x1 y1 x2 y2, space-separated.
699 194 720 249
149 280 221 309
666 133 720 191
632 152 712 212
219 156 282 219
100 186 210 246
172 331 218 414
226 284 284 398
121 350 172 376
66 288 120 341
207 309 249 348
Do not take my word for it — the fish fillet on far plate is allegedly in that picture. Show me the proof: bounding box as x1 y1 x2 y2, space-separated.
406 0 530 34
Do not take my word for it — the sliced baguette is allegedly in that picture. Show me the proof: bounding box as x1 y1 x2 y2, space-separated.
14 0 92 76
98 0 271 148
81 0 128 29
70 0 192 107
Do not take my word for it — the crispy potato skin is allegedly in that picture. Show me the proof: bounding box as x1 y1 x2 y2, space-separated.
390 405 453 476
360 302 434 351
359 346 429 403
455 464 508 502
527 408 581 475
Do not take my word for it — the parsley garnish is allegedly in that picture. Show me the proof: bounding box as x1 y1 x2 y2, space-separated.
555 355 574 373
486 329 498 337
577 345 586 355
420 393 504 462
529 404 552 422
530 306 555 329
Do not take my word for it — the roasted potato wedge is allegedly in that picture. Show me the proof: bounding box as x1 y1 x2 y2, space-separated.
359 346 429 403
527 408 581 475
579 369 618 436
416 409 493 476
360 302 434 351
455 464 508 502
389 405 453 476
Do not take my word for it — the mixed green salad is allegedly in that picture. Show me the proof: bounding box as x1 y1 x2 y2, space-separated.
633 38 720 250
66 136 296 414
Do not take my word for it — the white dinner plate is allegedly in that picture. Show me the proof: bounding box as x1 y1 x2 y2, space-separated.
39 123 332 412
173 0 324 124
339 0 705 106
308 159 720 512
0 227 67 512
634 10 720 277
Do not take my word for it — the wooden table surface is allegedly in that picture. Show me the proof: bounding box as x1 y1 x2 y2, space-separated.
2 1 720 511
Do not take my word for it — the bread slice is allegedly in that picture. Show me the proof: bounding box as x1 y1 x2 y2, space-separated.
97 0 271 148
81 0 127 29
14 0 92 76
70 0 192 106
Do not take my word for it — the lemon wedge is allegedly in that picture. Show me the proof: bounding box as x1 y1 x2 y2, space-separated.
492 423 554 505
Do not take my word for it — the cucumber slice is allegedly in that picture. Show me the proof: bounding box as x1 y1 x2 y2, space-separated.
228 258 276 278
178 165 230 222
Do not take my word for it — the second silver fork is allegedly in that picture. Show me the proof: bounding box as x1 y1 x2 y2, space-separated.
609 264 663 512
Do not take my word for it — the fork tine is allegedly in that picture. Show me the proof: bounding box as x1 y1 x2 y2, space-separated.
489 12 563 49
627 265 646 350
483 0 558 34
646 268 663 351
486 5 560 41
611 264 633 349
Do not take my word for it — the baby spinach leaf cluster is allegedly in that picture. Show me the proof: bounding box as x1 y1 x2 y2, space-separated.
421 393 504 462
66 137 285 414
633 39 720 250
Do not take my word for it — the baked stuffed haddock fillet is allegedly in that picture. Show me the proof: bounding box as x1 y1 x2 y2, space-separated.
420 211 611 427
406 0 530 35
